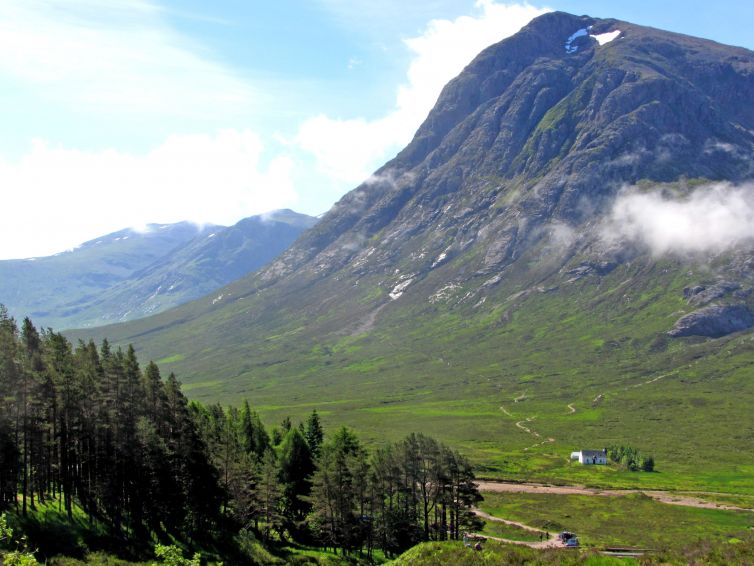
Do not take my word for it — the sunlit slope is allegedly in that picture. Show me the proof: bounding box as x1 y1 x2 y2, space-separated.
2 210 315 329
72 12 754 490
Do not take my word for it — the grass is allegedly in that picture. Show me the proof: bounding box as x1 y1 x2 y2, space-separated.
71 243 754 501
478 491 754 551
480 520 542 542
156 353 185 364
6 496 148 563
390 536 754 565
47 553 149 565
5 497 383 565
274 542 388 565
390 540 639 565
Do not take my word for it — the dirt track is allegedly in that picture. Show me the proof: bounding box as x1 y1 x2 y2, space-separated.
472 507 563 549
476 480 754 512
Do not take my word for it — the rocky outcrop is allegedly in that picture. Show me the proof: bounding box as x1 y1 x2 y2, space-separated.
565 261 618 281
270 10 754 294
684 281 740 306
668 304 754 338
73 12 754 381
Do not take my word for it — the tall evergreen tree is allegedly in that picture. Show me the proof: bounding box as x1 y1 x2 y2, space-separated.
0 307 19 511
278 427 314 530
256 448 282 542
304 410 324 458
310 427 369 555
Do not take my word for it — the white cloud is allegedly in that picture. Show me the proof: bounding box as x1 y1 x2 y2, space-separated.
294 1 550 185
0 0 254 116
0 130 297 259
602 183 754 256
0 1 551 259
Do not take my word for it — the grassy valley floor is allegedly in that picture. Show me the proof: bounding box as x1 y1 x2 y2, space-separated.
476 490 754 552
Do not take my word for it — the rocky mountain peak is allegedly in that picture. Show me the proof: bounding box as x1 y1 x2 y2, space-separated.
262 12 754 294
71 15 754 488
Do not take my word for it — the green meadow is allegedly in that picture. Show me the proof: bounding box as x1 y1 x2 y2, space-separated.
79 248 754 499
479 492 754 551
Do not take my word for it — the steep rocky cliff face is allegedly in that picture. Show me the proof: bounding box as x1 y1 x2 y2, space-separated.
86 10 754 360
244 12 754 331
74 13 754 479
259 12 753 286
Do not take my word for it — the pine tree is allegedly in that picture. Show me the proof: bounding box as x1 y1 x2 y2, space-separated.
278 427 314 531
0 307 19 511
43 331 77 519
256 448 282 542
310 427 368 554
304 409 324 457
19 318 44 516
239 400 270 460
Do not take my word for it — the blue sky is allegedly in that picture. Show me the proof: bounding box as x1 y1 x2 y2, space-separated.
0 0 751 259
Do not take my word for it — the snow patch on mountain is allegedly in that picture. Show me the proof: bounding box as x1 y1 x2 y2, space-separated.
429 283 461 304
592 30 621 45
565 27 621 53
389 278 414 300
565 28 588 53
432 249 450 268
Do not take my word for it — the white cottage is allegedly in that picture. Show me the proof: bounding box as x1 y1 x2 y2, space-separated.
570 449 607 465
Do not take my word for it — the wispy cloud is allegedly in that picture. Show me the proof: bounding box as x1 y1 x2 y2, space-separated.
601 183 754 256
0 131 297 259
294 1 550 185
0 0 255 117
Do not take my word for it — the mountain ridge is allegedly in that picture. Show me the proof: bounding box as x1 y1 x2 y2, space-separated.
1 209 317 329
70 13 754 491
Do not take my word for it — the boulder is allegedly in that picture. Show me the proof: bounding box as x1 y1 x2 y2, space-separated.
668 304 754 338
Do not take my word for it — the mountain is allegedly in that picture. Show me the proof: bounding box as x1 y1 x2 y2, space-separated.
0 221 214 327
2 210 317 329
73 13 754 492
56 209 318 328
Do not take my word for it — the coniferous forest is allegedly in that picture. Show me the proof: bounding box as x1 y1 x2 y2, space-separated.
0 305 482 563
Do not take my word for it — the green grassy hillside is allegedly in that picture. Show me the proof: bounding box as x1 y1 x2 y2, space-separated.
68 12 754 495
0 221 211 329
1 211 315 329
74 243 754 494
390 538 754 566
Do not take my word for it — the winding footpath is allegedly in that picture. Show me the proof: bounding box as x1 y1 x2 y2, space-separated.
500 405 556 452
471 508 563 549
471 481 754 549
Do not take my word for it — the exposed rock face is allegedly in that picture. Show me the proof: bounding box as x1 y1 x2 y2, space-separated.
668 304 754 338
75 12 754 381
684 281 740 306
261 11 754 292
565 261 618 281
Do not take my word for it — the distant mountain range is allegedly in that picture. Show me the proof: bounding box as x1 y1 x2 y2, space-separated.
0 210 317 329
71 13 754 490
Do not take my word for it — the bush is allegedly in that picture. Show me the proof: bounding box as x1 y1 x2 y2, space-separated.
153 544 202 566
607 445 654 472
0 513 40 566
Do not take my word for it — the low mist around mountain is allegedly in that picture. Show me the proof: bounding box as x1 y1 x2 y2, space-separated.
71 13 754 492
